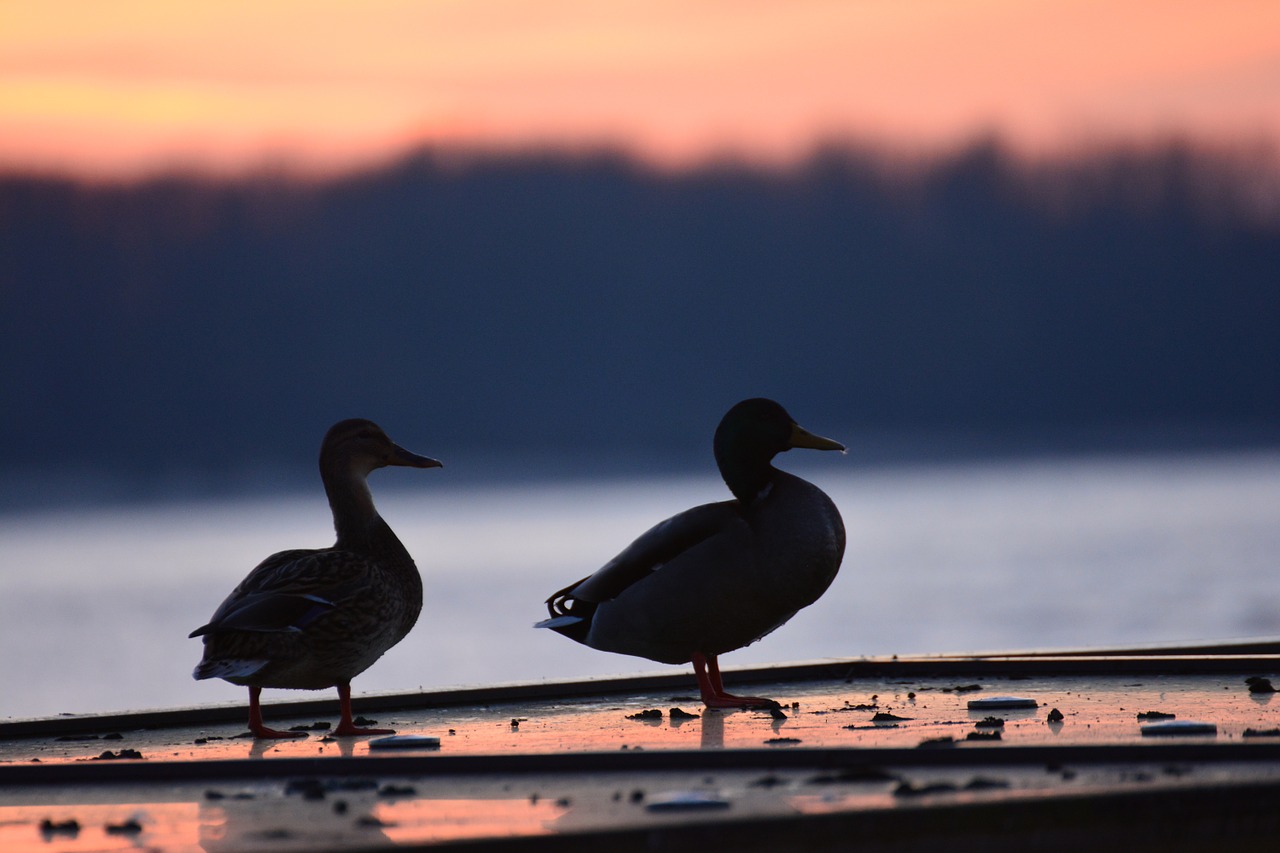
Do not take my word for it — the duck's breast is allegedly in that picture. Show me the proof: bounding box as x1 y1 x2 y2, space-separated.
749 471 845 614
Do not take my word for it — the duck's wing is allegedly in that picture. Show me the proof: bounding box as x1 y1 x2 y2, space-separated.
547 500 741 611
190 548 369 637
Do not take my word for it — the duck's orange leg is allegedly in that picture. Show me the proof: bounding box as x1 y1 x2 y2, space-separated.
692 653 779 709
247 686 307 738
333 682 395 736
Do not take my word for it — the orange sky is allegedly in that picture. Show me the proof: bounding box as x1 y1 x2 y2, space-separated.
2 0 1278 179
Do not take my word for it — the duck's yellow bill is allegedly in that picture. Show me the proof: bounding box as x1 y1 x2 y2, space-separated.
788 423 846 452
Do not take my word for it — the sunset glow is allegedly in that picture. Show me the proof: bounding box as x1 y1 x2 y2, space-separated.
2 0 1278 178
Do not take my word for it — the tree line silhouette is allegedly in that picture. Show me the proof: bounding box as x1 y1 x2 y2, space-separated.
2 138 1277 502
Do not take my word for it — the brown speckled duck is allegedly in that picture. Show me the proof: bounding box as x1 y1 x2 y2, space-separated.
190 419 440 737
537 398 845 708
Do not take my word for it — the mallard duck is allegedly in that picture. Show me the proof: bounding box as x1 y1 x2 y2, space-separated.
537 398 845 708
190 419 440 737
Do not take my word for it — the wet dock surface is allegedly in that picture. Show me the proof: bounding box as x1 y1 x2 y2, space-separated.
4 648 1280 850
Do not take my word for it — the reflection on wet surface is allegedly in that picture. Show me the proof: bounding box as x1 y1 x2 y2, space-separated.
0 794 568 852
4 673 1278 766
3 669 1280 849
5 761 1280 852
197 793 568 851
0 802 200 852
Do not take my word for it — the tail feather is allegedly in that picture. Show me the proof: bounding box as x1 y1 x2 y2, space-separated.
193 658 269 682
534 615 583 630
539 580 595 644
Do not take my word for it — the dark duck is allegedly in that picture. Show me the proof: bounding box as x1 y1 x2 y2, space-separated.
190 419 440 737
538 398 845 708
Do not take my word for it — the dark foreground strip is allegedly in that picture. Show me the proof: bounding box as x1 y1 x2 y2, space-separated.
3 742 1280 787
432 779 1280 853
4 652 1280 740
940 638 1280 658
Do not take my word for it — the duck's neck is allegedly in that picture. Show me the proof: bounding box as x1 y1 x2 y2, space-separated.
716 448 778 506
323 462 410 560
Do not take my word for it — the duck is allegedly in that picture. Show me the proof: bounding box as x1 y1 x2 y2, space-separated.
190 419 440 738
537 398 845 708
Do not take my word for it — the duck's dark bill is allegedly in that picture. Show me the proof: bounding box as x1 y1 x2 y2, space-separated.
392 446 443 468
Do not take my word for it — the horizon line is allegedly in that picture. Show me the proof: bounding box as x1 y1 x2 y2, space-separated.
3 128 1280 188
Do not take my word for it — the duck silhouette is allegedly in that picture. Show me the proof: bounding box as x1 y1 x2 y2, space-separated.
190 419 439 737
538 399 845 708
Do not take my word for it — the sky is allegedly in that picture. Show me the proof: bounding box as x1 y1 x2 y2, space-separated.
1 0 1279 179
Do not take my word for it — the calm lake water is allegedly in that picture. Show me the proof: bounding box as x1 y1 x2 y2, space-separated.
2 450 1278 720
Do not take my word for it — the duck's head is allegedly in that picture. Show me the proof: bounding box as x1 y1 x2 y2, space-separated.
321 418 442 478
713 399 844 500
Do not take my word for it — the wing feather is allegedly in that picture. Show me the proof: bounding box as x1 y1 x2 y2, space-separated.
567 501 740 603
191 548 373 637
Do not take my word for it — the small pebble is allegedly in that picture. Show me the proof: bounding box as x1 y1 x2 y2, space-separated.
105 819 143 835
964 777 1010 790
894 781 957 797
967 696 1038 710
377 784 418 797
286 779 326 800
1140 720 1217 737
289 721 331 732
367 735 440 751
39 819 81 837
625 709 662 720
750 774 787 788
645 791 730 811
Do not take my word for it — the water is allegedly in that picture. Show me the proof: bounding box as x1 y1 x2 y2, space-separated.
2 450 1278 721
